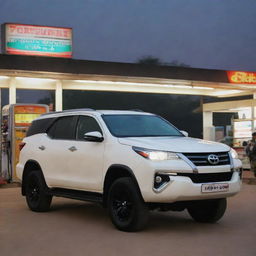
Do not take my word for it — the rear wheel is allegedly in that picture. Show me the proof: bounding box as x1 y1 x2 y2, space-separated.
107 177 149 232
25 171 52 212
187 198 227 223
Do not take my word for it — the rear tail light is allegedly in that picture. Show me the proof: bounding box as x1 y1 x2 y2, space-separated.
19 142 26 151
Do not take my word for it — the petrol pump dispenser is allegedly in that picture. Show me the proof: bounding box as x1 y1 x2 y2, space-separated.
1 104 49 182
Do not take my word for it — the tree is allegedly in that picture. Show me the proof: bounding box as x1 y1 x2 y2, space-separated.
166 60 190 67
137 56 162 65
137 56 190 67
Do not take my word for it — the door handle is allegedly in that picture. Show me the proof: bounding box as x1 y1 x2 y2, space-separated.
68 146 77 152
39 145 46 151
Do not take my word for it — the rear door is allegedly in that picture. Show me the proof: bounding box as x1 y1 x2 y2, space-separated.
39 115 78 188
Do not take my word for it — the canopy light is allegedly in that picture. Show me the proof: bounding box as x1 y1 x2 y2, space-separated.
193 86 214 90
0 76 9 79
213 90 243 96
73 79 215 90
15 77 56 82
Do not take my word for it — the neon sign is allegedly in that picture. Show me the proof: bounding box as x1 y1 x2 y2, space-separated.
227 71 256 84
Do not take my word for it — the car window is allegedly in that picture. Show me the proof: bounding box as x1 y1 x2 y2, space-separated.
27 117 56 137
47 116 77 140
102 114 182 137
76 116 102 140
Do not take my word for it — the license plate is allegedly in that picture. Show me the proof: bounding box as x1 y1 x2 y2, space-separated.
201 183 229 193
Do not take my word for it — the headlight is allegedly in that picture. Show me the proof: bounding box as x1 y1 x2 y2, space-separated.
133 147 180 161
230 148 239 159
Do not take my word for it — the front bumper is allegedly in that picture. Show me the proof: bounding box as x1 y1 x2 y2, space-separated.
142 171 242 203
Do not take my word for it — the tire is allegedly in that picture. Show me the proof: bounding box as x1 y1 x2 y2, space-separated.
107 177 149 232
187 198 227 223
25 171 52 212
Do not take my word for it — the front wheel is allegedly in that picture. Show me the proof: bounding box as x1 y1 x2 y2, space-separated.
107 177 149 232
187 198 227 223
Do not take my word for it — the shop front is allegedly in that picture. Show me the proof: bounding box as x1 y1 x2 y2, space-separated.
203 98 256 168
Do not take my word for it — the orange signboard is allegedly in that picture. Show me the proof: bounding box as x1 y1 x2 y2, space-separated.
14 105 46 114
227 71 256 84
14 105 47 126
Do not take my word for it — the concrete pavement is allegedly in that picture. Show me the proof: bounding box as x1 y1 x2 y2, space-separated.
0 184 255 256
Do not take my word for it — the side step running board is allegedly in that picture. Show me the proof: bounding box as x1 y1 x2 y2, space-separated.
48 188 103 204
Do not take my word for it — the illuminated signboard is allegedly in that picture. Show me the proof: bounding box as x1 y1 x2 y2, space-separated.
2 23 72 58
227 71 256 84
15 113 41 125
234 121 252 138
13 105 48 126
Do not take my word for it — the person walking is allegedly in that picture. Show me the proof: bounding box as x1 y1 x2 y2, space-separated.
246 132 256 177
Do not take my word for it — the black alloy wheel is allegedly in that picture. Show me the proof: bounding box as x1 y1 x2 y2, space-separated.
112 187 134 223
25 171 52 212
27 174 40 204
108 177 149 232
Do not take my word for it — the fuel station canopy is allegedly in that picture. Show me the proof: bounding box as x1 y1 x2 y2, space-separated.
0 54 256 142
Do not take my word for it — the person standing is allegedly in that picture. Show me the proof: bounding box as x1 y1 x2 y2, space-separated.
246 132 256 177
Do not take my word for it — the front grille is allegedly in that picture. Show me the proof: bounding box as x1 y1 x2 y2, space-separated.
183 152 230 166
177 172 233 183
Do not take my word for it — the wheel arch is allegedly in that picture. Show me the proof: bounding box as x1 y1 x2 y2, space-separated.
103 164 142 207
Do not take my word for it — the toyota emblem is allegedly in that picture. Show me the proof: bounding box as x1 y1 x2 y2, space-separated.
207 154 219 165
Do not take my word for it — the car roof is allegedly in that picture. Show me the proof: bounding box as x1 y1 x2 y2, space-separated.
97 110 152 115
36 109 153 120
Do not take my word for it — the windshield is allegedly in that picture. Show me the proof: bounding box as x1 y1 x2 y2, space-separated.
102 114 183 137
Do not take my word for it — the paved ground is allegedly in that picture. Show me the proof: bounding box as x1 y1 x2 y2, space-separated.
0 183 255 256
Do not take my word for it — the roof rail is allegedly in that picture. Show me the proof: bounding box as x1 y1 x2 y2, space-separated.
130 109 144 112
63 108 95 112
41 108 95 116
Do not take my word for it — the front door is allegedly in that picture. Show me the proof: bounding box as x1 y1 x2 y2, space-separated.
66 115 105 192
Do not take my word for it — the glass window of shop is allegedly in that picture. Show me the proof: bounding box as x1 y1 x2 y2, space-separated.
16 89 55 111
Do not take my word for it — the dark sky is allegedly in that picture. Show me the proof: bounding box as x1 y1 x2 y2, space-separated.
0 0 256 71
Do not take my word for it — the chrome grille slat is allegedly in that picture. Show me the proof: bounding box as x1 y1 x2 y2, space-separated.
185 156 207 159
183 152 230 166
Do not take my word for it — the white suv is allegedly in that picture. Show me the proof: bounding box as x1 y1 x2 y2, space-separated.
17 109 242 231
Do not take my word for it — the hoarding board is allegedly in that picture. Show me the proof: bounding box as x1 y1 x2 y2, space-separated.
2 23 72 58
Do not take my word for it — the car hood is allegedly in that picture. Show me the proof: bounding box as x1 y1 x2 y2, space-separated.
118 136 230 153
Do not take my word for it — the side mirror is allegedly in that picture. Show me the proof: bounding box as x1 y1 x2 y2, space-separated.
84 131 104 142
181 130 188 137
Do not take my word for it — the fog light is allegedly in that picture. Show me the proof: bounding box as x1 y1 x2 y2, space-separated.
153 174 171 192
155 176 162 183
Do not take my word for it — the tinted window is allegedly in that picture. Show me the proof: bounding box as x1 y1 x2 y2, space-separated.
76 116 102 140
27 118 56 137
48 116 77 140
102 114 182 137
